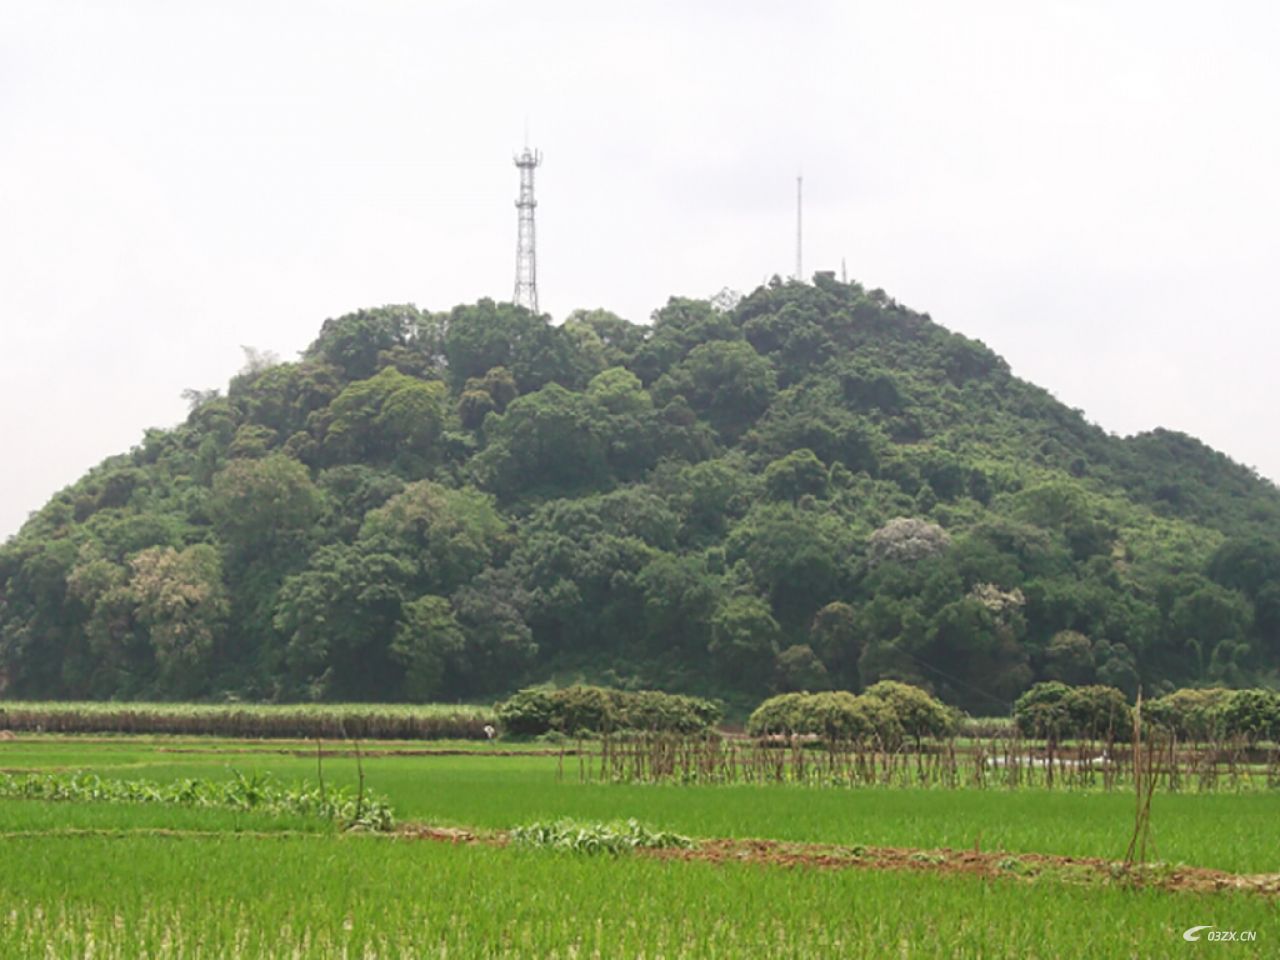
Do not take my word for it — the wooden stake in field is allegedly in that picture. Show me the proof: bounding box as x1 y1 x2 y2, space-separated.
316 739 326 809
1123 689 1158 872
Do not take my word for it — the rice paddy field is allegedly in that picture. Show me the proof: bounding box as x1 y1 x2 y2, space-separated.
2 727 1277 957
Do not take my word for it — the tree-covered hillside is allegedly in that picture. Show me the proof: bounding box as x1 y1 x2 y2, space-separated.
3 274 1278 712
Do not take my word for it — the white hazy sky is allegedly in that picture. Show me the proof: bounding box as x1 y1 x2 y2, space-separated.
2 1 1277 540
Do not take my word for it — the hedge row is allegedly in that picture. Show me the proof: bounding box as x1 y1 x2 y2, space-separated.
1147 687 1280 743
746 681 956 747
1012 684 1132 743
1013 682 1280 744
0 703 494 740
495 686 722 736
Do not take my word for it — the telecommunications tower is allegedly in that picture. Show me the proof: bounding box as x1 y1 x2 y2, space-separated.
513 145 542 312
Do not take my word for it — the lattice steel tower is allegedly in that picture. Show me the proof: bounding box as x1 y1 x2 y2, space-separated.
513 146 542 312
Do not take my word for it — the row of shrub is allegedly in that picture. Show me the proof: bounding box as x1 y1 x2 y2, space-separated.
1012 682 1280 744
495 685 722 736
746 681 957 747
0 703 493 740
1148 687 1280 743
1011 684 1132 743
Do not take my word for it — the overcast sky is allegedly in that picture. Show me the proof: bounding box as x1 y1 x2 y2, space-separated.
2 1 1277 540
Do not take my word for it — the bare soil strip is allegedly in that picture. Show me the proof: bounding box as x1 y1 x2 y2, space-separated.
397 824 1280 897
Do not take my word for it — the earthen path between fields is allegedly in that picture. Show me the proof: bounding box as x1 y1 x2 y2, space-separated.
398 823 1280 897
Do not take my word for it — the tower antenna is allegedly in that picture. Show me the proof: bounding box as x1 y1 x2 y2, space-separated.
794 173 803 283
513 144 542 312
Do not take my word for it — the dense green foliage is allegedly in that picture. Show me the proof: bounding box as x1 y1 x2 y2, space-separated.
4 278 1280 709
747 690 903 743
1143 687 1233 740
1012 682 1133 742
1012 681 1280 744
495 684 720 736
745 681 955 746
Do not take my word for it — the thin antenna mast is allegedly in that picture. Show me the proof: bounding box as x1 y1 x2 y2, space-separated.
794 174 803 282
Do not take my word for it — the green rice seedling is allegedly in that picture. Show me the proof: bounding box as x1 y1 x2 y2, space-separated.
0 797 326 834
6 737 1278 873
0 834 1273 958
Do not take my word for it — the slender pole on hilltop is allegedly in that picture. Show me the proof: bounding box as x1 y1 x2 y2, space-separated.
795 174 804 283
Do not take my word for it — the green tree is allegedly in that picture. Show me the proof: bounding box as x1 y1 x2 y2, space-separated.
359 481 505 595
1216 689 1280 743
391 595 465 701
472 384 609 499
1043 630 1095 685
925 597 1031 714
762 449 828 502
727 505 848 629
210 455 322 563
655 458 752 544
636 553 724 656
232 361 343 440
448 569 538 693
62 551 135 695
808 601 862 688
1013 681 1073 743
562 309 645 371
305 305 432 381
1207 536 1280 599
129 544 229 696
1168 582 1253 682
862 679 956 746
629 297 741 384
273 545 415 699
320 367 446 469
709 595 780 690
775 644 831 692
654 341 776 441
443 300 580 393
457 366 519 430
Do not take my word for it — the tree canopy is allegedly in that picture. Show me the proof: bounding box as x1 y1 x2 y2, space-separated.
3 276 1279 710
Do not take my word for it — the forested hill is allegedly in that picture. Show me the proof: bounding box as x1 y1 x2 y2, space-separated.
3 273 1279 712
